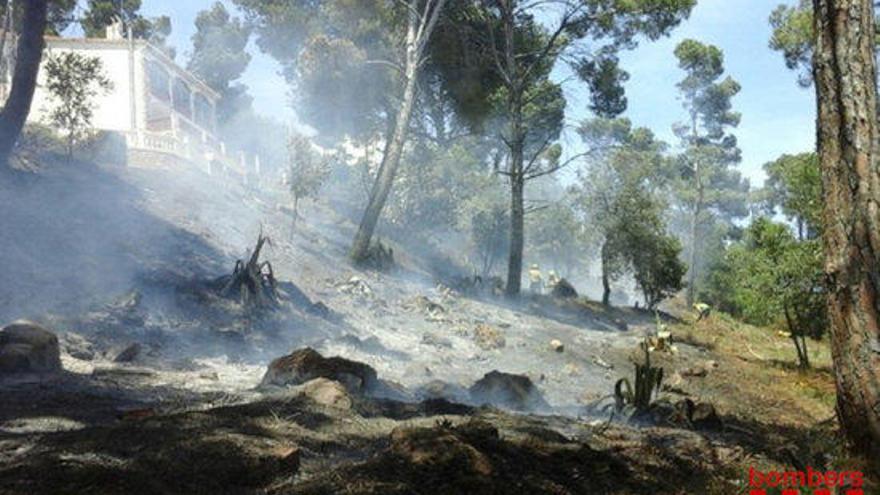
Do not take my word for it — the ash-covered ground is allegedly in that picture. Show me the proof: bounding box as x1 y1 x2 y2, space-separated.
0 162 804 494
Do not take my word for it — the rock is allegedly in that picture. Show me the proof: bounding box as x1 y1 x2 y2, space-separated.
260 347 378 393
680 366 708 378
691 402 722 430
0 321 62 373
60 332 95 361
468 370 549 411
422 333 452 348
390 421 496 476
549 339 564 353
474 324 505 350
415 380 471 403
674 399 722 430
113 343 142 363
336 276 372 296
297 378 352 410
199 371 220 381
409 296 447 318
592 355 613 369
550 278 578 299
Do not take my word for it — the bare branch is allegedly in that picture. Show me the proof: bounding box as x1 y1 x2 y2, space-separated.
523 135 555 174
519 8 577 83
364 59 405 74
524 149 593 180
416 0 448 57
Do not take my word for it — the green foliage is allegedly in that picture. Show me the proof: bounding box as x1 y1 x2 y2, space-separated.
761 152 822 239
707 218 826 368
458 184 510 276
525 196 584 277
287 133 331 218
631 233 687 309
575 55 630 118
187 2 252 124
295 34 386 140
670 39 748 302
82 0 174 57
387 137 494 232
673 39 742 142
768 1 880 88
768 0 814 87
233 0 397 141
43 52 113 158
0 1 76 35
614 340 664 415
576 117 682 308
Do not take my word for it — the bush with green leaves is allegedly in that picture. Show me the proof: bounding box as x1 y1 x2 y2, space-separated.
286 133 331 226
43 51 113 158
630 232 687 310
459 192 510 277
711 217 825 368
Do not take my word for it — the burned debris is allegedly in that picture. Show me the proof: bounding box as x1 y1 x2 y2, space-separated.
218 232 279 309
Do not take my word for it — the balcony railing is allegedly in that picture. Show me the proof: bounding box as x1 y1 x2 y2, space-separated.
124 130 251 180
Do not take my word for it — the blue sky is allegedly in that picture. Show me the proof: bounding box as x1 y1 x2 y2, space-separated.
134 0 813 186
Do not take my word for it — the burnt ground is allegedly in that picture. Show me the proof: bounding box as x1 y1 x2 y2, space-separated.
0 161 867 494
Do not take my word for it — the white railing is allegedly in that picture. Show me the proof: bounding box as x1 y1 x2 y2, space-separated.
124 129 253 181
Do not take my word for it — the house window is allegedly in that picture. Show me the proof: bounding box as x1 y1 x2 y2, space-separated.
194 93 214 130
172 78 192 118
146 60 170 102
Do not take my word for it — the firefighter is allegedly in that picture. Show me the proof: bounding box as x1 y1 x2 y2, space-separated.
547 270 561 290
693 302 711 321
528 263 544 294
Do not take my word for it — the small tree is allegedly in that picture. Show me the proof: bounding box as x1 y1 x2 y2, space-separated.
717 218 826 368
576 117 681 308
631 232 687 310
458 187 510 277
286 133 330 229
43 52 112 158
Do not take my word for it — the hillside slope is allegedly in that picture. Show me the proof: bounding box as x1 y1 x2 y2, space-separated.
0 161 849 494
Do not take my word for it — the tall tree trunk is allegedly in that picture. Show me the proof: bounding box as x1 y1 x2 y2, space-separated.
0 0 14 100
502 0 525 296
601 241 611 306
349 0 448 261
0 0 47 167
813 0 880 468
686 181 703 306
506 168 524 295
350 11 420 262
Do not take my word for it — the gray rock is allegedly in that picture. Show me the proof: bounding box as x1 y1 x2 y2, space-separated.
60 332 95 361
113 343 142 363
260 348 378 393
0 321 62 373
468 370 548 411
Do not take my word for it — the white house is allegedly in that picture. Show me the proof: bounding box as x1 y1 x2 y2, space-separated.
20 24 257 179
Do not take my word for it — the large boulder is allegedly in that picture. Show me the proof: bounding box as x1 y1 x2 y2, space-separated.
260 348 378 393
468 370 548 411
0 321 62 373
296 378 352 410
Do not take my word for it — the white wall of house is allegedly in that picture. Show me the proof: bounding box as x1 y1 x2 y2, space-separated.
29 40 136 133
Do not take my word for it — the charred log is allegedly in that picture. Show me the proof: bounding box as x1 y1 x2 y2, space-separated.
219 232 279 309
